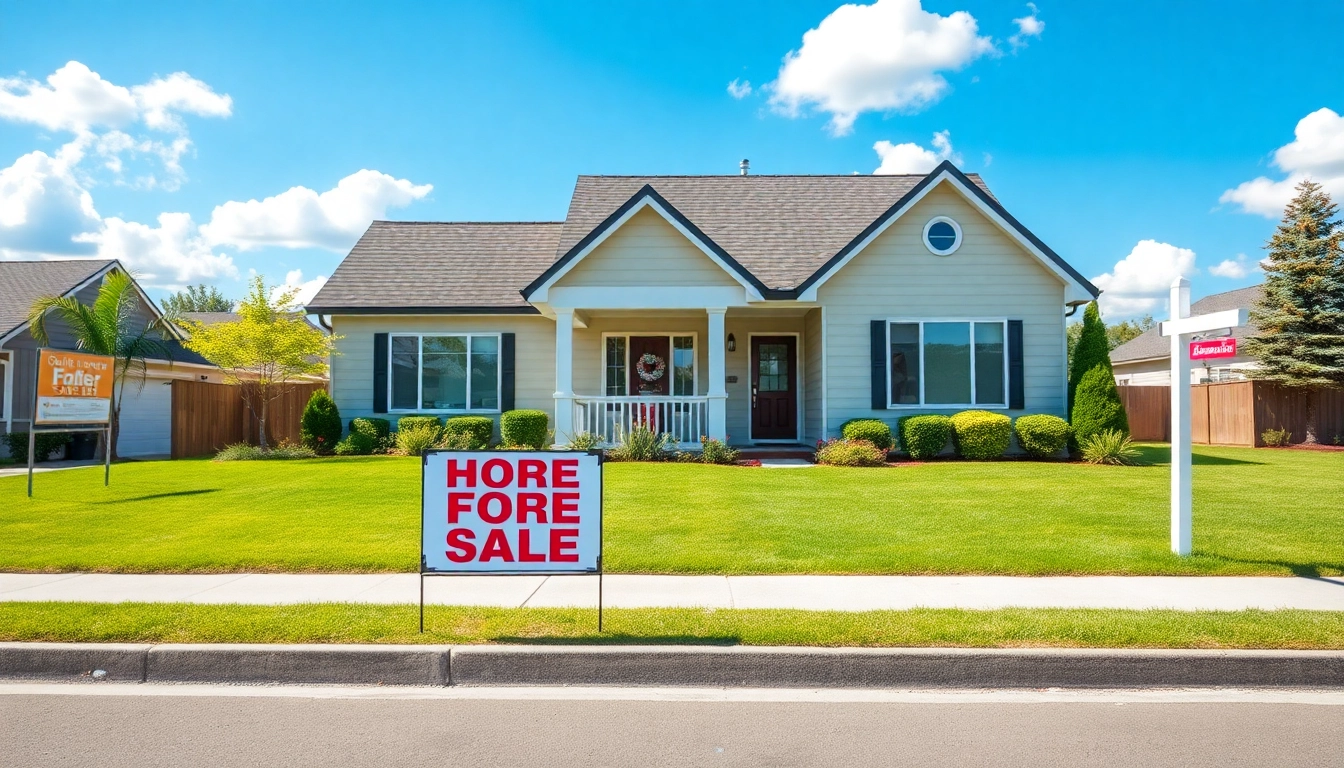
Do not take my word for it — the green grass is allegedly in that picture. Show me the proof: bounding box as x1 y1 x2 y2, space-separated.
1 446 1340 576
0 602 1340 648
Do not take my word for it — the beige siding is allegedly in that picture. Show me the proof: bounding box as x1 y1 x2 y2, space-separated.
1114 356 1260 386
803 307 824 443
555 207 741 288
818 183 1068 436
329 315 556 433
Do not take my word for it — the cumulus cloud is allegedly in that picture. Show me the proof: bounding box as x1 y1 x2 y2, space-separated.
201 170 433 251
1008 3 1044 49
1208 253 1257 279
768 0 995 135
727 79 753 99
1090 240 1197 318
270 269 329 308
1221 107 1344 217
77 213 235 284
0 137 100 256
872 130 960 174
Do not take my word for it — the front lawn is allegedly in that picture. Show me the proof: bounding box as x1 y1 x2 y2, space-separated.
0 446 1340 576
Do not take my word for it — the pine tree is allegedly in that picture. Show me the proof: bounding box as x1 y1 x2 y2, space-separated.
1242 179 1344 444
1068 301 1111 414
1068 300 1129 445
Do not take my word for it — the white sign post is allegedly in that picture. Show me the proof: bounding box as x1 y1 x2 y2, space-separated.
1158 278 1248 555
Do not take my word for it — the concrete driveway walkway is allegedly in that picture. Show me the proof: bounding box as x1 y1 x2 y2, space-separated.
2 573 1342 611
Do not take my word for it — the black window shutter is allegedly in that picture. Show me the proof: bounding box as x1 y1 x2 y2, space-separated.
372 333 388 414
500 332 516 412
1007 320 1024 410
870 320 887 410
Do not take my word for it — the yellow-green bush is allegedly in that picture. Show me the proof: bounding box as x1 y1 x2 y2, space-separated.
950 410 1012 460
1013 414 1071 458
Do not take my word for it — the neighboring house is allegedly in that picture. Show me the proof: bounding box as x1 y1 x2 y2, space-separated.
1112 285 1262 386
0 259 225 458
307 161 1099 447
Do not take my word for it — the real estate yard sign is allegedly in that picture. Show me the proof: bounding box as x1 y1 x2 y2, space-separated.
420 450 603 630
28 348 115 497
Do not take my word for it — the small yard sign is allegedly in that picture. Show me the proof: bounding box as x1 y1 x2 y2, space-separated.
35 348 114 425
1189 338 1236 361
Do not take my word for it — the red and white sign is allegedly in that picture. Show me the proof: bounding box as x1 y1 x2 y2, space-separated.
1190 338 1237 361
421 451 601 573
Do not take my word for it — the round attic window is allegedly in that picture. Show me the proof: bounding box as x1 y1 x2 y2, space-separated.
923 217 962 255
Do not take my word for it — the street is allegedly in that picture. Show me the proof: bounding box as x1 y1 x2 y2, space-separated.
2 685 1341 767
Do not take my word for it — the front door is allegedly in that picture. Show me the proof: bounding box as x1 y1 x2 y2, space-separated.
628 336 671 396
751 336 797 440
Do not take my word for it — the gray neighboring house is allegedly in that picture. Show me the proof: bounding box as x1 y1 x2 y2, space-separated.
1111 285 1263 386
308 162 1100 447
0 259 222 458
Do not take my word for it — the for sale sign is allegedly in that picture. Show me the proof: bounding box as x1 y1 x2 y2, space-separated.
1190 338 1237 361
421 451 602 573
34 348 114 425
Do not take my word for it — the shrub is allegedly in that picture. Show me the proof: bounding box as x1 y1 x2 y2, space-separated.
840 419 893 451
1071 365 1130 445
697 437 740 465
1261 428 1292 447
396 422 442 455
299 390 342 453
1 431 72 463
397 415 442 434
815 438 888 467
436 430 481 450
500 409 549 449
1079 429 1141 465
442 416 493 450
563 431 602 451
900 415 952 460
606 424 672 461
215 441 316 461
1013 414 1072 458
350 417 393 454
949 410 1012 459
333 430 376 456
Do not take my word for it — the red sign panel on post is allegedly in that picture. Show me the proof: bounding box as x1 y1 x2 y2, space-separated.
1190 338 1237 360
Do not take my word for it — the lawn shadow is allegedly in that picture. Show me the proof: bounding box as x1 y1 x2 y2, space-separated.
1136 446 1264 466
489 633 742 646
1195 552 1344 580
95 489 221 504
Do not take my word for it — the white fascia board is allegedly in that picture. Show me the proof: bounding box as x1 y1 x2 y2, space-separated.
529 197 764 303
547 285 752 310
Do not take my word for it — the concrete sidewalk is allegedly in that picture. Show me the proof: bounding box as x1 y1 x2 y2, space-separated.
3 573 1343 611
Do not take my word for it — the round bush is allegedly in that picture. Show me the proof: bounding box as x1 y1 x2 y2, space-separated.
396 415 442 434
442 416 493 449
333 430 375 456
1013 414 1071 458
500 409 549 449
900 415 952 459
815 438 888 467
840 419 893 451
350 417 390 441
299 390 342 453
950 410 1012 459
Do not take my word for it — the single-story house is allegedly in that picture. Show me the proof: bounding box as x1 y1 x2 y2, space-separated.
307 161 1100 447
1112 285 1262 386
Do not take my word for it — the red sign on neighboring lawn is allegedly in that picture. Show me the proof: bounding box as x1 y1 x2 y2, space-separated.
1190 338 1237 360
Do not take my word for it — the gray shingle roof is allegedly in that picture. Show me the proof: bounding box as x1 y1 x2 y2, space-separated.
1110 284 1264 363
0 259 115 339
307 221 563 313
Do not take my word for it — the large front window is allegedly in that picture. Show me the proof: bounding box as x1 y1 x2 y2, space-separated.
602 334 696 396
888 320 1006 408
390 333 500 411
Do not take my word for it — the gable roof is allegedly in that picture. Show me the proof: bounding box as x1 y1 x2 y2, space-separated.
1111 284 1263 364
0 259 117 342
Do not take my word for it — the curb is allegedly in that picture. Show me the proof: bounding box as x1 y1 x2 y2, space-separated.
2 643 1343 688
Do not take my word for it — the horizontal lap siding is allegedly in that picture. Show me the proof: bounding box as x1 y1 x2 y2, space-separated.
555 207 741 288
818 184 1067 436
804 308 824 444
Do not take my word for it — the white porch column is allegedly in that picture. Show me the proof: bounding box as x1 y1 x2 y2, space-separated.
1168 278 1193 555
553 308 575 446
706 307 728 442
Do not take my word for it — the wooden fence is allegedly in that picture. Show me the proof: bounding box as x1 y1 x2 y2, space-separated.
1117 381 1344 446
171 380 327 458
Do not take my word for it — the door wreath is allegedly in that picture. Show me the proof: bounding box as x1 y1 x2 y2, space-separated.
636 353 666 381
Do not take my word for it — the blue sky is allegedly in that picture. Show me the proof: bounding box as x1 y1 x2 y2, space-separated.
2 0 1341 318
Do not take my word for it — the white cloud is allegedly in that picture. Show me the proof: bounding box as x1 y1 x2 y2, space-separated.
1209 253 1256 279
270 269 329 308
201 169 433 251
873 130 961 174
1221 107 1344 217
1090 240 1197 318
131 71 233 133
768 0 995 135
1008 4 1044 49
0 137 100 255
93 130 194 190
727 79 753 99
77 213 236 285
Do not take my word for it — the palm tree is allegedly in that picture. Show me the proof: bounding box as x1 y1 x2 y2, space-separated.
27 269 172 460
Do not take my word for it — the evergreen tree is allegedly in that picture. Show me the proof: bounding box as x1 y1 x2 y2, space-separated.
300 390 342 453
1068 300 1129 444
1068 301 1111 414
163 284 233 316
1243 179 1344 444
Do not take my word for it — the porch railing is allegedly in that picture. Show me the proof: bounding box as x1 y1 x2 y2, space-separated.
571 395 709 448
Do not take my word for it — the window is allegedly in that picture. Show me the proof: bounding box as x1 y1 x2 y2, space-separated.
887 320 1006 407
602 334 696 396
388 333 501 412
604 337 626 396
922 217 962 255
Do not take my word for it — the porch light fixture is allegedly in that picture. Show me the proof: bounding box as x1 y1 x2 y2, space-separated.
726 333 736 352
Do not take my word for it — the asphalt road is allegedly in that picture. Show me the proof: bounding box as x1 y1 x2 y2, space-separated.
3 686 1342 767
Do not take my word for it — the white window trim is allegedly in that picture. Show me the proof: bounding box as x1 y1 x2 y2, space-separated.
387 332 503 414
0 353 10 432
746 332 804 444
922 216 962 256
886 318 1009 410
598 332 699 397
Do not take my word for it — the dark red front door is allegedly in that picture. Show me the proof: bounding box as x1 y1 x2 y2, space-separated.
628 336 671 396
751 336 797 440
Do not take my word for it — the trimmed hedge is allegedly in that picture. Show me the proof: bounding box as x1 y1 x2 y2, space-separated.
299 390 342 453
442 416 493 450
900 415 952 460
949 410 1012 459
1014 414 1071 458
500 409 549 449
333 430 376 456
350 417 390 441
1 431 72 463
840 419 893 451
396 415 442 433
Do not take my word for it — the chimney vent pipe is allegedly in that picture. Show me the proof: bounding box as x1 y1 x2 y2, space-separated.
739 159 750 176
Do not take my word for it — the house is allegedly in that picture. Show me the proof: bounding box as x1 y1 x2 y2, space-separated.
306 161 1099 447
1112 285 1262 386
0 259 227 458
